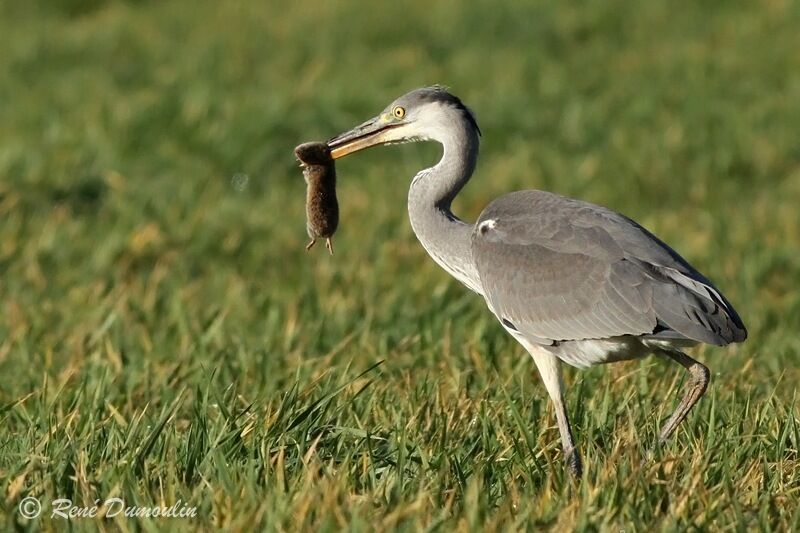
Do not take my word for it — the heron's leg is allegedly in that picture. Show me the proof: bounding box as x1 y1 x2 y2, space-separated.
306 239 316 251
325 238 334 255
657 349 710 444
529 350 582 478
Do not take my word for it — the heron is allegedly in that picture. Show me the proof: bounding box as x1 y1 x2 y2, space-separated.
326 86 747 477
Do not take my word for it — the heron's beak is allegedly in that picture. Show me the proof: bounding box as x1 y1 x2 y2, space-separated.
327 115 402 159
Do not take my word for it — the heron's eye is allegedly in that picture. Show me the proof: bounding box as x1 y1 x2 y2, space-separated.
392 106 406 119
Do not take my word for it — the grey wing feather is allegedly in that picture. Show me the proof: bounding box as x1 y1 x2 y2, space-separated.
471 190 746 346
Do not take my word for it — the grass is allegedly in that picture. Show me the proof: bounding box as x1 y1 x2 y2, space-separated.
1 0 799 530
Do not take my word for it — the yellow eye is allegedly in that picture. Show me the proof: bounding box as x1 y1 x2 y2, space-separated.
393 106 406 119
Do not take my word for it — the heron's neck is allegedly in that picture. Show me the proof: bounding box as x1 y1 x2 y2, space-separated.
408 126 483 295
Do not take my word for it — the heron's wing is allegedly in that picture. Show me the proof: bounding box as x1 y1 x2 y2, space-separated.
470 190 746 346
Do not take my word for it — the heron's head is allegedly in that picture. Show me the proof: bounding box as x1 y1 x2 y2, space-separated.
327 86 480 159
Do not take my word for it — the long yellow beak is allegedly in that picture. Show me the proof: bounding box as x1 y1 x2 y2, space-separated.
327 116 401 159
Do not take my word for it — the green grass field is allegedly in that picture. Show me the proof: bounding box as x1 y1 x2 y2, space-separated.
1 0 799 530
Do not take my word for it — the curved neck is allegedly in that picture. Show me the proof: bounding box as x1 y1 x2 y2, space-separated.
408 124 483 294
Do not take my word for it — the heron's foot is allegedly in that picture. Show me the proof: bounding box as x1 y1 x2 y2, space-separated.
325 238 334 255
642 446 658 466
565 447 583 479
657 353 710 443
306 239 316 251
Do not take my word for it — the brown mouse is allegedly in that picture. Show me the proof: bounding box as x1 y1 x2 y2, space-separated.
294 142 339 254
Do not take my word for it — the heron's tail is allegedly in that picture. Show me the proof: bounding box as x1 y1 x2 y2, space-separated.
647 265 747 346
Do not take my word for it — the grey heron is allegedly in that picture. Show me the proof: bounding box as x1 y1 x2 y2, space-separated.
326 86 747 477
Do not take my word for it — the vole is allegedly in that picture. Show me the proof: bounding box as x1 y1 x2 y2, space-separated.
294 141 339 254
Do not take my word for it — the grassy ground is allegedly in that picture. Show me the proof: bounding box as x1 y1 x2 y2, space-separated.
1 0 799 530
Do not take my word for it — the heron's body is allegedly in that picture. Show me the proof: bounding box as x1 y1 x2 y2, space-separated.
326 86 746 477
